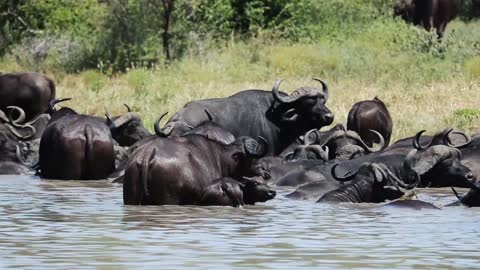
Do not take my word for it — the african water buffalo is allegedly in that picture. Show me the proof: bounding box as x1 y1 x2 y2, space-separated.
0 133 35 175
347 97 392 147
123 134 267 205
105 104 151 146
317 163 417 203
298 124 385 160
155 79 334 155
284 131 477 200
394 0 458 39
0 72 56 121
40 106 115 180
197 177 276 207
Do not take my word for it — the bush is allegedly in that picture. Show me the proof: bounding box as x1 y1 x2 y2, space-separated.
445 109 480 134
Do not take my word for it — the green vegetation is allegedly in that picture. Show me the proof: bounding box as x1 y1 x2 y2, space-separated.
0 0 480 141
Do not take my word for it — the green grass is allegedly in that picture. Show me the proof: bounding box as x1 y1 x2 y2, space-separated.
1 18 479 143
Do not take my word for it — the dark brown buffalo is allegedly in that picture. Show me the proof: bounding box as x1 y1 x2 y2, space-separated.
347 97 392 148
123 134 267 205
39 107 115 180
0 72 56 121
394 0 458 38
197 177 276 207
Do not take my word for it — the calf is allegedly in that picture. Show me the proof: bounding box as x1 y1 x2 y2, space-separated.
197 177 276 207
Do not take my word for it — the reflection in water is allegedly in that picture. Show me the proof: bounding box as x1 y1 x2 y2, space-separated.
0 175 479 269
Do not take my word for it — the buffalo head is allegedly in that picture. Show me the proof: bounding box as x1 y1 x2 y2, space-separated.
406 130 478 189
238 176 276 204
106 104 151 146
299 124 385 160
271 79 334 130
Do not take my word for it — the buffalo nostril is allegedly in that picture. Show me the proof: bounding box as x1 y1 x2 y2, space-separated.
466 172 474 181
268 190 276 197
324 113 334 123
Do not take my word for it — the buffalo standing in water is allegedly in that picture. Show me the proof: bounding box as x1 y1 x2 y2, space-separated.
123 134 268 205
155 79 334 155
40 102 115 180
0 72 56 121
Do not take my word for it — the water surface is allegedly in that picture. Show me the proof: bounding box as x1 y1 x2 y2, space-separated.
0 175 478 269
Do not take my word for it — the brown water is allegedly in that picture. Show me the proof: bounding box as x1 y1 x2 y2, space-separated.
0 175 479 269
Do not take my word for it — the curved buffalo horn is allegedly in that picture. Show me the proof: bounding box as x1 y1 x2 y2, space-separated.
303 129 319 145
105 106 115 128
15 145 37 167
331 163 358 182
283 151 295 162
124 104 132 112
0 109 9 122
113 112 141 127
378 163 416 189
154 112 169 137
345 130 385 152
204 109 213 121
404 148 417 170
271 79 288 104
312 78 329 100
413 130 428 150
5 123 35 140
48 98 72 113
6 106 26 124
244 136 269 157
443 129 472 149
451 187 463 201
317 130 346 148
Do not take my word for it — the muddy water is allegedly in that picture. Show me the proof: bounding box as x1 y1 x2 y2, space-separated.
0 175 478 269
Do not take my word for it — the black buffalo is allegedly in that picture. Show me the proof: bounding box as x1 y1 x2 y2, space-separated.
283 131 477 200
394 0 458 39
155 79 334 155
40 106 115 180
0 72 56 121
105 104 151 146
123 134 267 205
301 124 385 160
317 163 417 203
197 177 276 207
347 97 392 147
0 132 35 175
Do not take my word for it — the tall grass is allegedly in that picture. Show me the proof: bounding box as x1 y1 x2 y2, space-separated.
1 18 479 142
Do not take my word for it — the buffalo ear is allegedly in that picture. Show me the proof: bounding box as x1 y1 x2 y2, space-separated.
281 108 299 122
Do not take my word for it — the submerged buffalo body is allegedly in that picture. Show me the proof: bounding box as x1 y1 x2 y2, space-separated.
198 177 276 207
156 79 334 155
284 131 478 201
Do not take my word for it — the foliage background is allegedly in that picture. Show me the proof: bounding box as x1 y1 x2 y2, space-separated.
0 0 480 140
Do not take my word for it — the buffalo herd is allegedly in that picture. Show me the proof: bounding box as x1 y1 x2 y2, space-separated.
1 71 479 208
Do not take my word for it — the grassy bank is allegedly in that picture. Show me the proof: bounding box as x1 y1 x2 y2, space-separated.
1 19 480 142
